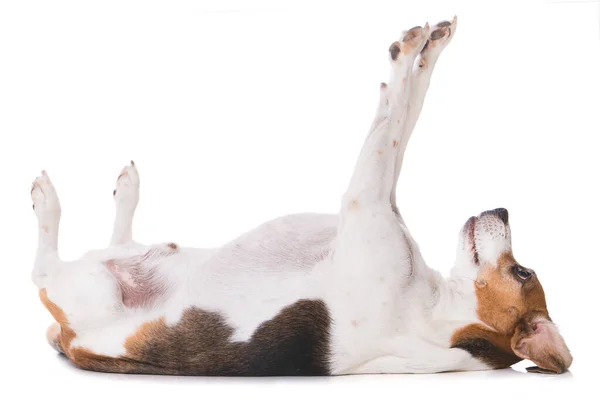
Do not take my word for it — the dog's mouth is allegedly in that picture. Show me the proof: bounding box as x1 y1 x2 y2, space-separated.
464 216 479 265
462 208 510 266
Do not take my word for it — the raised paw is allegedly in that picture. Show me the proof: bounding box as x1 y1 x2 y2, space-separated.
389 24 430 61
113 161 140 209
420 16 457 60
31 171 61 220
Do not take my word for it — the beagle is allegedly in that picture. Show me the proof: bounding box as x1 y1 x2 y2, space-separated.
31 18 572 376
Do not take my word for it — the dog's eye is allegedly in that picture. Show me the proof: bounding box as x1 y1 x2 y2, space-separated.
513 266 532 281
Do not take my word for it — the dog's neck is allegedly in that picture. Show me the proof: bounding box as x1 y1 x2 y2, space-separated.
434 273 480 325
405 241 480 327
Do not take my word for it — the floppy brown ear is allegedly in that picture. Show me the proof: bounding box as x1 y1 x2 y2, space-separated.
511 316 573 374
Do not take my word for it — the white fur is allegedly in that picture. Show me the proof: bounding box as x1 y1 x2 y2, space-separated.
32 17 492 374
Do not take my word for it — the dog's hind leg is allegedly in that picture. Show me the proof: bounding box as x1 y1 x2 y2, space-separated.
110 161 140 246
390 18 457 211
31 171 62 289
31 171 124 354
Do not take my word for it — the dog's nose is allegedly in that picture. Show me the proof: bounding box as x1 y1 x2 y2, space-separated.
480 208 509 224
493 208 509 224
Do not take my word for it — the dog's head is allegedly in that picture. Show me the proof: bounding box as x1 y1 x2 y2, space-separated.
453 208 572 374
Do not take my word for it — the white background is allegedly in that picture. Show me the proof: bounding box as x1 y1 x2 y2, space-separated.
1 0 599 398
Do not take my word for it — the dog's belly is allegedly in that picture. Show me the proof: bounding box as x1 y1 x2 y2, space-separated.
75 213 339 360
188 213 339 341
203 212 338 274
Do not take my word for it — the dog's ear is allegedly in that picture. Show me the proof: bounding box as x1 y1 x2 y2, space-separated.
510 316 572 374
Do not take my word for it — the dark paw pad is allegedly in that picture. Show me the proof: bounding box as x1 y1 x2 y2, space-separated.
389 42 401 61
430 28 447 41
402 27 421 43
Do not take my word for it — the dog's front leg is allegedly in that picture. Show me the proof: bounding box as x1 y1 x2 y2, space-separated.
327 26 430 373
390 18 457 210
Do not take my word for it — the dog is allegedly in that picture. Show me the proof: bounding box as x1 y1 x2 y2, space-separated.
31 18 572 376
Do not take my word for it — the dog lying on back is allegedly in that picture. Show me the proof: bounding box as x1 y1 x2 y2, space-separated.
32 18 572 376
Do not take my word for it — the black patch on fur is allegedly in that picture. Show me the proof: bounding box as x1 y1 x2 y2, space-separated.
70 299 332 376
452 338 521 369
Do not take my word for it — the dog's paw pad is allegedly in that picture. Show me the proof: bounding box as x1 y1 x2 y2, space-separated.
398 24 430 57
421 16 457 56
430 28 448 41
389 42 401 61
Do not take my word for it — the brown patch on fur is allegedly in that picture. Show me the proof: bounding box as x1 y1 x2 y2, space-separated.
124 316 168 352
456 250 571 372
451 324 521 369
66 300 332 376
69 347 158 374
476 253 548 334
377 150 383 156
393 140 398 148
349 200 360 211
40 289 76 356
167 242 178 251
452 211 571 372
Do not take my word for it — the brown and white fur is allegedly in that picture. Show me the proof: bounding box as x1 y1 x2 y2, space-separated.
31 18 572 376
